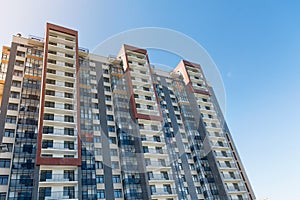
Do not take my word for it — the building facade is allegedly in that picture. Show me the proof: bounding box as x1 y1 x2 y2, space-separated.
0 23 255 200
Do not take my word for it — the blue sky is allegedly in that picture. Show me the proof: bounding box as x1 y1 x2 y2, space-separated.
1 1 300 199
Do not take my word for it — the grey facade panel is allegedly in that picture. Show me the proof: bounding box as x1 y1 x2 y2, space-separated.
160 77 198 200
95 61 115 200
0 42 17 143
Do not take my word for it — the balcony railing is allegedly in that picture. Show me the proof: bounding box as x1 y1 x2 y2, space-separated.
41 142 77 150
150 187 176 195
226 186 247 192
222 173 241 180
148 174 170 181
214 152 233 158
145 161 170 167
39 174 78 182
211 142 229 148
143 148 168 154
38 191 78 200
43 128 76 136
219 162 237 169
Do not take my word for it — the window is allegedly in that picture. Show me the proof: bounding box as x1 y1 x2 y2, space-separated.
42 140 53 148
10 91 20 98
0 159 10 168
97 190 105 199
139 124 144 129
145 158 151 166
0 176 8 185
148 171 154 179
94 136 101 143
64 115 74 122
184 187 189 195
43 126 54 134
63 186 75 198
136 103 141 108
114 189 122 198
46 79 55 85
65 72 73 77
96 175 104 183
45 101 55 108
104 86 111 92
143 87 150 91
11 80 21 87
3 144 12 152
205 106 210 110
65 62 73 68
65 82 73 88
150 185 156 195
6 116 16 123
156 147 163 154
109 137 116 144
44 113 54 120
104 77 109 82
64 128 74 136
153 136 161 142
147 105 153 110
65 54 73 58
45 90 55 96
64 170 75 181
95 161 103 169
39 187 52 198
134 94 139 98
106 105 112 111
142 78 147 82
151 125 158 131
143 146 149 153
94 114 100 120
193 175 198 182
111 161 119 169
49 42 57 46
110 149 118 156
64 141 74 150
47 68 56 74
108 126 115 132
0 193 6 200
65 92 73 98
112 175 120 183
4 129 14 137
13 70 23 76
107 115 114 121
40 170 52 181
8 103 18 110
105 95 111 101
145 96 152 100
64 104 73 110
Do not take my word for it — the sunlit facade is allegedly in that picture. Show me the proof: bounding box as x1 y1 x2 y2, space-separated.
0 23 255 200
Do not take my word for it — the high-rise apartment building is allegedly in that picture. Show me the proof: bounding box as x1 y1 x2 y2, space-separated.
0 23 255 200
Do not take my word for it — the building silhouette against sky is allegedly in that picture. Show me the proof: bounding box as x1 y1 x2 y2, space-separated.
0 23 255 200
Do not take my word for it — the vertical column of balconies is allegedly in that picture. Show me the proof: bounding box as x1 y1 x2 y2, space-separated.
176 60 250 200
110 64 145 200
119 45 177 200
78 55 97 199
170 75 218 200
209 86 255 200
0 45 15 199
154 74 188 200
36 23 80 200
0 36 44 200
